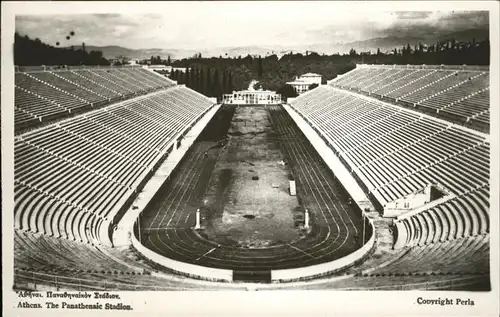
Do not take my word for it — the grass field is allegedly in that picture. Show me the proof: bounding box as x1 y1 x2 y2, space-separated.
200 106 303 248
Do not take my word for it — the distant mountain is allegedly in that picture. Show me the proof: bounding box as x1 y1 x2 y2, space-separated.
79 27 489 60
78 45 282 60
218 46 278 58
302 28 489 54
74 45 190 60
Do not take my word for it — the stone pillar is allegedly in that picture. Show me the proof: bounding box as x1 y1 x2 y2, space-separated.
195 209 201 229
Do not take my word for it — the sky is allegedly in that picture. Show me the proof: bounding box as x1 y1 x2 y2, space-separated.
14 2 490 50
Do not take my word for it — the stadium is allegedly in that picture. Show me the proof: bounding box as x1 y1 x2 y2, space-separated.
10 10 492 292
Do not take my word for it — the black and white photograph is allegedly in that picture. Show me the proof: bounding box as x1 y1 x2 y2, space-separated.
2 1 499 316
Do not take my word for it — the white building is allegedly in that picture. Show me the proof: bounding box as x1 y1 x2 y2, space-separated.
148 65 171 72
222 89 281 105
286 73 322 95
146 66 188 74
172 67 187 73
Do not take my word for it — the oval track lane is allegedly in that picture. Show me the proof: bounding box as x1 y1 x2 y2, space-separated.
140 105 365 271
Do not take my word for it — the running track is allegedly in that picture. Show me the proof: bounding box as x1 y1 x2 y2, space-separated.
139 105 366 271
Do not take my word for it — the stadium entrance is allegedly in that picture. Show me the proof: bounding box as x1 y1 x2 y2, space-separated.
233 270 272 283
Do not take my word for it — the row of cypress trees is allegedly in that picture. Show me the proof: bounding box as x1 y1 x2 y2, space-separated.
170 67 234 100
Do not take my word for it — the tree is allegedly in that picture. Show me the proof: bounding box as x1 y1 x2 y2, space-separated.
189 68 196 90
376 47 381 56
198 68 204 93
186 68 196 89
167 55 171 65
116 55 130 65
258 55 263 78
185 68 190 87
213 68 221 99
222 70 228 94
178 70 185 84
202 68 209 95
349 48 357 56
169 70 177 81
277 84 298 101
228 71 234 93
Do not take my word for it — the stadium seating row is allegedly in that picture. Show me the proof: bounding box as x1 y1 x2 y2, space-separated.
14 67 175 133
14 86 213 249
291 86 489 239
14 183 105 243
394 185 489 248
290 85 489 206
372 234 489 275
14 230 132 272
330 65 490 131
